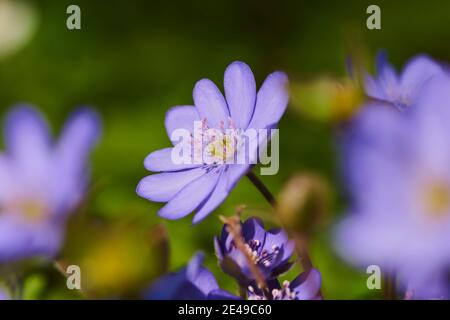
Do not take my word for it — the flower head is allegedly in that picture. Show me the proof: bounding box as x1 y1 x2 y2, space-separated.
364 51 443 109
215 217 294 284
0 106 100 262
137 61 289 223
336 72 450 298
247 268 322 300
144 252 238 300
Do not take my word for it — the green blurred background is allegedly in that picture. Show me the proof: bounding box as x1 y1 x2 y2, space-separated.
1 0 449 299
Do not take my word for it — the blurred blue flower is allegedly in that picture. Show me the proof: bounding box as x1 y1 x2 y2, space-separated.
364 51 443 109
137 61 289 223
247 268 322 300
0 287 10 300
0 106 100 262
144 252 238 300
336 73 450 299
215 217 294 284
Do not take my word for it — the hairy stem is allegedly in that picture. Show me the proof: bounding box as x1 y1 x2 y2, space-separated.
220 215 268 293
239 285 248 299
54 260 88 297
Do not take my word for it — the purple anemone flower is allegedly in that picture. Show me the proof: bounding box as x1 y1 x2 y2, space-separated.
137 61 289 224
336 73 450 299
0 106 100 262
215 217 294 285
364 51 443 109
144 252 239 300
247 268 322 300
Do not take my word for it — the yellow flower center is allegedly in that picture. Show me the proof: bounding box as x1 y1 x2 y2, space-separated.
206 135 235 163
423 182 450 218
21 200 47 221
2 198 48 222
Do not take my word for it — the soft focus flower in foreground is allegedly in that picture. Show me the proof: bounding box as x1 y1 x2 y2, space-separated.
0 106 100 262
137 61 289 223
247 268 322 300
215 217 294 284
336 73 450 299
144 252 238 300
0 287 10 300
364 51 443 109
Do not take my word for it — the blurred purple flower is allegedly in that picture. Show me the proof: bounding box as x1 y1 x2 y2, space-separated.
364 51 443 109
336 73 450 299
0 106 100 262
145 252 239 300
0 287 9 300
247 268 322 300
137 61 289 224
215 217 294 284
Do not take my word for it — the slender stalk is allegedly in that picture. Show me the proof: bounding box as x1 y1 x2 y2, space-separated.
246 170 314 273
383 274 396 300
7 274 23 300
246 171 277 206
292 234 313 272
239 286 248 300
54 260 88 297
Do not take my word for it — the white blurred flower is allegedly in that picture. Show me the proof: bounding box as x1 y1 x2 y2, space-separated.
0 0 38 59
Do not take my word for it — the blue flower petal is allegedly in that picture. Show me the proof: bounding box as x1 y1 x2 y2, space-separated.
185 252 220 297
207 289 241 300
158 170 220 219
137 167 206 202
189 267 219 296
52 108 101 214
247 71 289 129
263 228 294 263
242 217 266 247
291 268 322 300
376 50 398 89
165 105 200 144
400 55 442 100
193 78 229 127
144 147 200 172
225 164 251 191
56 108 101 167
144 270 205 300
4 106 51 185
0 215 63 263
224 61 256 129
192 168 229 224
0 155 16 203
0 287 10 300
412 73 450 175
